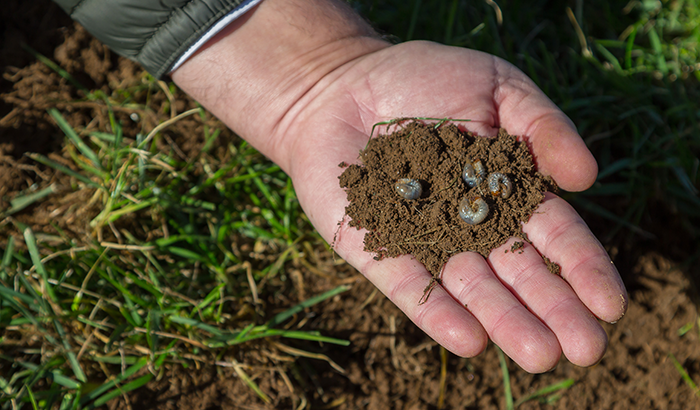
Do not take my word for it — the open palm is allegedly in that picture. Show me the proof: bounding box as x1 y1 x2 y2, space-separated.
277 41 628 373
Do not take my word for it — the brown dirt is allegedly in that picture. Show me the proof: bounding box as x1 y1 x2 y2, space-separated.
339 121 555 280
3 2 700 409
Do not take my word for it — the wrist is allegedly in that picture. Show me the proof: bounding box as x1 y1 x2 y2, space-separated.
171 0 389 170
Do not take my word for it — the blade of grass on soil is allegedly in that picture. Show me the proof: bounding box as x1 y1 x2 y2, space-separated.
23 227 57 302
205 285 352 347
27 153 105 191
496 345 514 410
231 359 271 404
21 44 90 95
48 108 103 171
0 184 57 217
669 353 700 398
514 378 575 407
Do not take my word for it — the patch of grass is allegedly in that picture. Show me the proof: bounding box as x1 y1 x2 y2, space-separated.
0 62 346 409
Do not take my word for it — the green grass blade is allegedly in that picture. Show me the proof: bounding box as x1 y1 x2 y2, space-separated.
21 44 90 95
166 246 207 262
624 23 640 70
90 373 154 409
0 284 41 310
16 273 49 314
59 391 81 410
80 357 149 404
1 235 16 279
48 108 103 171
16 362 81 389
678 321 695 336
232 361 271 404
23 227 57 302
1 184 57 217
66 352 87 384
26 384 39 410
234 323 256 342
669 353 700 397
192 283 225 314
406 0 422 40
53 319 87 383
105 197 159 223
52 373 83 390
515 378 575 407
92 356 139 365
496 345 514 410
647 26 668 74
594 42 623 72
266 285 350 328
597 158 635 180
28 153 105 191
169 315 224 336
572 197 653 238
277 330 350 346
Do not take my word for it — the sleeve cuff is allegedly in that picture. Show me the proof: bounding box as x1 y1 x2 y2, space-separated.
55 0 264 80
168 0 263 74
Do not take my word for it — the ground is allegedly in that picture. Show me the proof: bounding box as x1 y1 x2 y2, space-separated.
2 2 700 409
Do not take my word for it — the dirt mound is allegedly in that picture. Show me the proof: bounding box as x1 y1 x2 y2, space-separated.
339 121 555 280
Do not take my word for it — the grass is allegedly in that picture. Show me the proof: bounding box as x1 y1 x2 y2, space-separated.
0 58 347 408
2 0 700 408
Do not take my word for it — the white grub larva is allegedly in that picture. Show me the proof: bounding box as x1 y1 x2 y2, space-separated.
462 159 486 188
487 172 512 198
459 195 489 225
394 178 422 200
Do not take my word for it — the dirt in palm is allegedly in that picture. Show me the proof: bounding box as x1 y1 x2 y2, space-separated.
339 120 557 278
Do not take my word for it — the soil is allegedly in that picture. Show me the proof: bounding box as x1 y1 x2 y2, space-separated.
3 2 700 409
338 121 556 281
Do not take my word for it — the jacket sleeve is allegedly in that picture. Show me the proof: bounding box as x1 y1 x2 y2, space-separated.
53 0 262 79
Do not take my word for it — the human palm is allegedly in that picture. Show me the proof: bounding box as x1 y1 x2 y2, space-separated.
282 41 628 373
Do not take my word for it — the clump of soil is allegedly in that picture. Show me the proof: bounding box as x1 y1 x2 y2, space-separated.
339 120 556 277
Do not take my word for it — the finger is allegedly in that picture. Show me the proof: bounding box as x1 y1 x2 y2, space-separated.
492 59 598 192
488 238 608 367
442 252 561 373
333 224 489 357
523 193 628 323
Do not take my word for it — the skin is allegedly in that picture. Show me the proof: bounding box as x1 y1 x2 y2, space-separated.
172 0 628 373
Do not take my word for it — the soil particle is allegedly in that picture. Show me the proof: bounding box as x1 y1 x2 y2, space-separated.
543 255 562 275
339 120 556 277
508 240 525 254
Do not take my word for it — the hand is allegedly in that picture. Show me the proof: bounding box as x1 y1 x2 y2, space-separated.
284 42 627 372
172 0 628 373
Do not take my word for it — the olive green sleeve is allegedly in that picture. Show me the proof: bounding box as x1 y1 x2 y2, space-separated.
53 0 261 79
